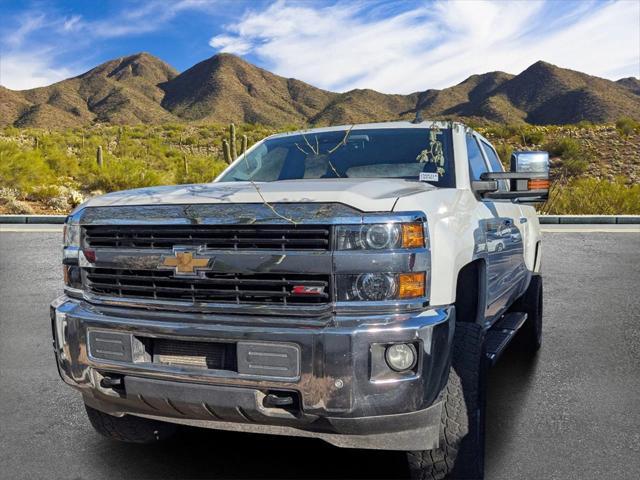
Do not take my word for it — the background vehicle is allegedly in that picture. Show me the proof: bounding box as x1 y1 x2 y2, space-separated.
51 121 549 479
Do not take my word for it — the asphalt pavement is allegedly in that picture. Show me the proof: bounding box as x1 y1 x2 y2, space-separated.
0 227 638 479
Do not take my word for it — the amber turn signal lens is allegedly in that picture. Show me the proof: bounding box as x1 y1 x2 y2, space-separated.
398 272 425 299
528 179 549 190
401 223 425 248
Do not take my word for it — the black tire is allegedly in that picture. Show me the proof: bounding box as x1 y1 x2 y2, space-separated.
407 322 486 480
85 404 177 443
511 274 543 354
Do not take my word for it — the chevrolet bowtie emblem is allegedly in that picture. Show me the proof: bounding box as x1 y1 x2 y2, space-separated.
159 250 211 276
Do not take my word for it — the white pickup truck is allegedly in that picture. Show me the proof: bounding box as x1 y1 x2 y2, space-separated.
52 121 549 479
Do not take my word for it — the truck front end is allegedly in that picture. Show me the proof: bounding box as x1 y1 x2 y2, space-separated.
51 122 457 450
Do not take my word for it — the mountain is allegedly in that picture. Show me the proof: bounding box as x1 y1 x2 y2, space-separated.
3 53 178 127
1 53 638 128
617 77 640 96
160 53 336 125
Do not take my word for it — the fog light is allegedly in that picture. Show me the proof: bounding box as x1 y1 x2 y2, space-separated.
385 343 417 372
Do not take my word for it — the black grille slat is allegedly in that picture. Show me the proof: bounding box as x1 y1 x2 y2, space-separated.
85 268 331 305
87 272 329 288
84 225 331 251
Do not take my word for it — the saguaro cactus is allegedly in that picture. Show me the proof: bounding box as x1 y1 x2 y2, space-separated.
230 123 237 160
96 146 103 168
241 134 248 158
222 123 249 164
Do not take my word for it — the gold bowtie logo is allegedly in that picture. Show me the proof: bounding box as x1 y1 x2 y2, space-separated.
160 250 211 276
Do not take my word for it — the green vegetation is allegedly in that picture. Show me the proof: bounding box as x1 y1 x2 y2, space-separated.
543 137 590 176
615 117 640 137
0 122 638 215
0 123 279 213
544 177 640 215
483 124 546 145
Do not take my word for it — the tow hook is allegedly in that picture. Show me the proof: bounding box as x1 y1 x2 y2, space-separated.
263 392 295 408
100 374 123 389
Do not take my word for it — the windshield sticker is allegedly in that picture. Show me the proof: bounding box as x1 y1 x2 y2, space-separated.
419 172 439 182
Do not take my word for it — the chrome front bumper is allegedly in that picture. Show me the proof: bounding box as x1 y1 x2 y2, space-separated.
51 296 454 450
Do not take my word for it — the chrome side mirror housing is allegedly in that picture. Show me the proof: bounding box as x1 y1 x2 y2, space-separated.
511 151 549 174
475 151 550 203
510 151 550 202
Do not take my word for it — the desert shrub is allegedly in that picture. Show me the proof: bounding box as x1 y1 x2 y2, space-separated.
87 157 167 192
544 177 640 215
544 137 582 158
0 196 35 214
28 185 64 201
615 117 640 137
518 127 545 145
484 124 518 139
174 156 229 185
484 124 545 145
543 137 590 176
0 141 55 193
561 158 589 176
574 120 596 129
494 143 513 167
43 146 80 177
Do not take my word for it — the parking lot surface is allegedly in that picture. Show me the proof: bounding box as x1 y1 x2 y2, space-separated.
1 229 638 479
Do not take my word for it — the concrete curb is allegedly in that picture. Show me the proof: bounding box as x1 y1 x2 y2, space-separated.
0 215 67 224
538 215 640 224
2 214 640 225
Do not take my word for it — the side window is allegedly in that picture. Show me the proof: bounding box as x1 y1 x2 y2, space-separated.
480 140 508 191
481 141 504 172
466 134 488 181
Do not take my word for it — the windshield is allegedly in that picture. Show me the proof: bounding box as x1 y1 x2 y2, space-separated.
217 127 455 187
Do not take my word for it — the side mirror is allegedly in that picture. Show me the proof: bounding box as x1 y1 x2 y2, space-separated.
476 151 550 203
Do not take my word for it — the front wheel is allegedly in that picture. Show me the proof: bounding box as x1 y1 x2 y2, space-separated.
85 404 177 443
407 322 486 479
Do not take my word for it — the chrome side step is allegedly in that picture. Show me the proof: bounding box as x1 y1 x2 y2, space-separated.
485 312 528 365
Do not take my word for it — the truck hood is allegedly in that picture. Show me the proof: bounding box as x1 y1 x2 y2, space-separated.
79 179 435 213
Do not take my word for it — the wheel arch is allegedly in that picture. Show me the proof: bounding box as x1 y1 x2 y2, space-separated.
453 258 487 325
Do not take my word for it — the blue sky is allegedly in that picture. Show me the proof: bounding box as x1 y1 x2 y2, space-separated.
1 0 638 93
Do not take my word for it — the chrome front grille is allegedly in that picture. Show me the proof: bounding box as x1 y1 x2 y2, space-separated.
84 268 331 306
83 225 331 251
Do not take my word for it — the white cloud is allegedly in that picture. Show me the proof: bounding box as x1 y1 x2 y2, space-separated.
210 0 640 93
0 52 74 90
88 0 217 38
209 35 254 55
0 0 218 89
5 13 46 48
62 15 82 32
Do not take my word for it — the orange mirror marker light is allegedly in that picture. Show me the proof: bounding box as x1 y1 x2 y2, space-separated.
528 179 549 189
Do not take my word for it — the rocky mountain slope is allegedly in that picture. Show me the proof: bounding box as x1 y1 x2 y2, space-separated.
1 53 638 128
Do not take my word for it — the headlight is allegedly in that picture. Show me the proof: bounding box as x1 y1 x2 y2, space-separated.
63 221 81 265
335 222 425 250
337 272 425 301
63 223 80 247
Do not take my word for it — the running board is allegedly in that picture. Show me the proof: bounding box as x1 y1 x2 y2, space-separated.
485 312 528 365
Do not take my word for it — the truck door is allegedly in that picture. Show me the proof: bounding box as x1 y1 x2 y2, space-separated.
467 134 528 324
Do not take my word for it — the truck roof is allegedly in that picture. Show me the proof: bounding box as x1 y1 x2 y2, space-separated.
268 120 463 140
